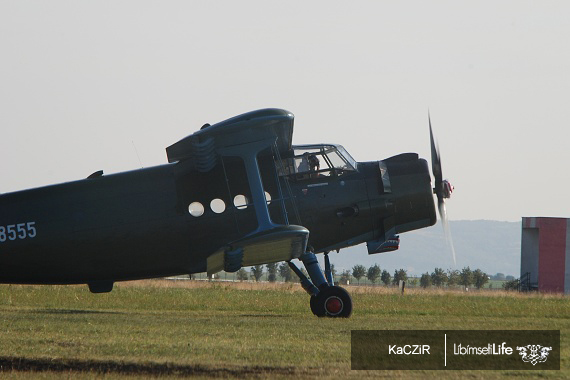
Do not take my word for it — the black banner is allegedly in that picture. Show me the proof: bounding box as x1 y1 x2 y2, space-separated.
351 330 560 370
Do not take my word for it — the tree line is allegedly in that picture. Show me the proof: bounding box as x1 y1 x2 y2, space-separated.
235 263 493 290
417 267 489 289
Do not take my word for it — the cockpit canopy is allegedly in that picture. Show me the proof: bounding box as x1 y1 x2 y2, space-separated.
278 144 357 179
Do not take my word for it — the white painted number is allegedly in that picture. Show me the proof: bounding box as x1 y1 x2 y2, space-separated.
7 225 16 241
0 221 36 243
27 222 36 238
17 223 26 239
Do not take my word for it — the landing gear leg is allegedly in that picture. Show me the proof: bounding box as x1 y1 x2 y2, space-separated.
290 251 353 318
323 252 334 286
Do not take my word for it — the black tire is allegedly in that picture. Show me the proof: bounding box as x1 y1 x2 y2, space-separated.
310 286 352 318
310 294 326 317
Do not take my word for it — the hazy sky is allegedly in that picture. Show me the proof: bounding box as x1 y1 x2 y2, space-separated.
1 1 569 222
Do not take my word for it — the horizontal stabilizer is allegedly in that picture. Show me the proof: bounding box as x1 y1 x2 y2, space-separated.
207 225 309 276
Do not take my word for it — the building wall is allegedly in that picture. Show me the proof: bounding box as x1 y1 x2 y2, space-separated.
566 222 570 294
521 217 569 294
521 227 539 285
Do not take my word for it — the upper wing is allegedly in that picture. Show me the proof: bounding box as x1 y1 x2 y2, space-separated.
166 108 294 171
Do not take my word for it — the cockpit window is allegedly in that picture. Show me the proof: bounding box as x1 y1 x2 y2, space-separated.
277 144 357 178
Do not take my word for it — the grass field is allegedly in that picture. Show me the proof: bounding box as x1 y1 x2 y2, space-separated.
1 280 569 379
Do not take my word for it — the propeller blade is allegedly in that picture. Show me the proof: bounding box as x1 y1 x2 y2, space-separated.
438 200 457 266
430 113 456 266
429 113 442 196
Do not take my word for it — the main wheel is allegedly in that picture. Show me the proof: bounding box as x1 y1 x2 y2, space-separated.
310 286 353 318
310 294 326 317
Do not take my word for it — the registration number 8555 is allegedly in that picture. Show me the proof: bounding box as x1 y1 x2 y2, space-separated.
0 222 37 243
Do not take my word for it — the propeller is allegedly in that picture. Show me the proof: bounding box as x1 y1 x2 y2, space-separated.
429 114 456 266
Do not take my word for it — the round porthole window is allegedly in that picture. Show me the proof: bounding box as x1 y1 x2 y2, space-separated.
210 198 226 214
233 194 248 209
188 202 204 217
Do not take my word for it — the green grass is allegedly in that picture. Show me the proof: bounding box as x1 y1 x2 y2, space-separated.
0 281 569 379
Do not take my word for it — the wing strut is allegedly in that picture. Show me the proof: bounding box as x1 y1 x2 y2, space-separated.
218 139 276 232
271 141 302 225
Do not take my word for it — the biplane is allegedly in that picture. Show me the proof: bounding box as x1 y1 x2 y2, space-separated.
0 108 452 318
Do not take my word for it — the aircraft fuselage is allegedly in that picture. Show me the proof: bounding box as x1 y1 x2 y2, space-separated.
0 151 435 286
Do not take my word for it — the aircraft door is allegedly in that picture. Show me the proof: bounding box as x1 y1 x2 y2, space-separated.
175 157 258 258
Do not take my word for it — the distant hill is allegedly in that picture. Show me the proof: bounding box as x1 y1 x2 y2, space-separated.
325 220 521 278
